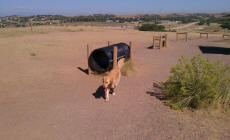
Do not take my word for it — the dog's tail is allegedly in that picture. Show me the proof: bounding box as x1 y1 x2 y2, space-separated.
117 58 125 69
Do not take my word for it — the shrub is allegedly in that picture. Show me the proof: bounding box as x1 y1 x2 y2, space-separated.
220 22 230 30
30 52 36 56
169 29 177 32
198 20 206 25
138 24 165 31
163 55 230 110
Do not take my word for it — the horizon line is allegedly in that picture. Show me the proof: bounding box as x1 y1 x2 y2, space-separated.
1 11 230 17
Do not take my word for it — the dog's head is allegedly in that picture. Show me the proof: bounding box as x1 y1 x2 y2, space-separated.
103 76 112 92
103 76 111 89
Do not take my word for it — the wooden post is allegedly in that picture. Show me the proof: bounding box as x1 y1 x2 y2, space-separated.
153 36 155 49
165 34 168 47
222 34 228 39
108 41 110 46
159 35 163 49
200 33 208 39
113 47 118 69
129 41 133 61
185 33 188 42
87 44 91 75
176 33 178 41
29 19 33 31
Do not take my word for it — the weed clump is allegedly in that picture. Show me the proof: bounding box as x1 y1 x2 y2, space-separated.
121 60 134 76
30 52 36 56
163 55 230 110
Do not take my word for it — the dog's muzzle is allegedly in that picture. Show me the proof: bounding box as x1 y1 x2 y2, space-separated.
104 87 109 93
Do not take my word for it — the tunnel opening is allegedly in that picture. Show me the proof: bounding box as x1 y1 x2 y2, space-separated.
92 50 110 69
88 43 130 74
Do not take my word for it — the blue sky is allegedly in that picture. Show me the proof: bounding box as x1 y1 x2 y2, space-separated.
0 0 230 16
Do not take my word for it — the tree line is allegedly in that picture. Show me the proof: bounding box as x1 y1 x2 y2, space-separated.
0 13 229 30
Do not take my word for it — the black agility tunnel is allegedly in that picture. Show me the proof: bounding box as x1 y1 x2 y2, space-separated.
88 42 130 73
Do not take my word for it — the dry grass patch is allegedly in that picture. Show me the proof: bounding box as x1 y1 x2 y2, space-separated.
121 60 134 76
0 26 99 38
30 52 36 56
212 39 230 45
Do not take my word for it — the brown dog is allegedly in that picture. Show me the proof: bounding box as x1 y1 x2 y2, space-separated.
102 58 125 101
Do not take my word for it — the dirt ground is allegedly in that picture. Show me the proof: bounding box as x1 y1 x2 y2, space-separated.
0 27 230 140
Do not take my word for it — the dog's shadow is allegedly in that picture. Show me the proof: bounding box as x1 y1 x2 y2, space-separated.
92 85 105 99
77 67 89 75
92 86 114 99
147 45 153 49
146 45 161 50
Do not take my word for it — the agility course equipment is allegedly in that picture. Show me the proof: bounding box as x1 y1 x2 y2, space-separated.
176 32 188 42
200 33 208 39
153 34 168 49
223 34 229 39
87 42 132 74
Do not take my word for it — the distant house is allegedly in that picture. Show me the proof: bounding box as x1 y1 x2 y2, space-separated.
158 20 181 25
106 20 113 23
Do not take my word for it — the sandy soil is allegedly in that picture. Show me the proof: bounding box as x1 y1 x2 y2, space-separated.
0 27 230 140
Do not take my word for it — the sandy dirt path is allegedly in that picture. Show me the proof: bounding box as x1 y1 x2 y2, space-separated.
0 29 230 140
171 22 198 30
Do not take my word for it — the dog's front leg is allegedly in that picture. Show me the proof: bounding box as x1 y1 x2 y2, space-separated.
105 90 109 101
112 85 116 96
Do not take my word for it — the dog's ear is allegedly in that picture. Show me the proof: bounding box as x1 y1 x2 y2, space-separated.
109 79 114 88
110 79 113 85
108 83 112 89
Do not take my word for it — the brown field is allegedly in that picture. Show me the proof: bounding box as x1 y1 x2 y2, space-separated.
177 23 230 34
0 26 230 140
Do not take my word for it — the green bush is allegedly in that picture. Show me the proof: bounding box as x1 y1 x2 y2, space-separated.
198 20 206 25
138 24 165 31
163 55 230 110
169 29 177 32
220 22 230 30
